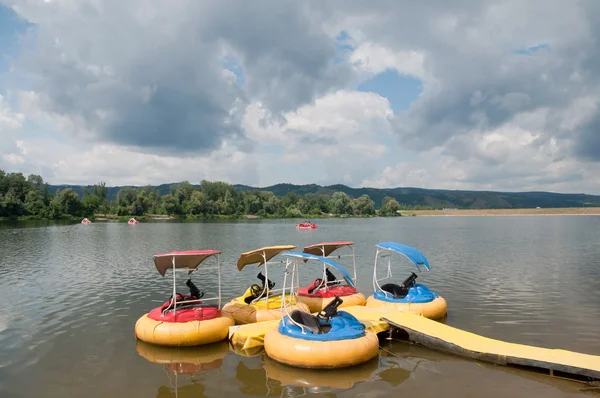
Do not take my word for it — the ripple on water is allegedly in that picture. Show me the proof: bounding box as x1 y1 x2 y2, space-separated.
2 218 600 398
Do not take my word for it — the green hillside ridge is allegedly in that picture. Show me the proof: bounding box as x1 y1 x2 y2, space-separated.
5 166 599 221
47 182 600 209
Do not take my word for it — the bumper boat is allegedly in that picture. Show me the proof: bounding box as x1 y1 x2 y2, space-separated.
365 242 447 319
298 241 366 312
135 250 234 346
296 221 317 230
221 245 310 325
264 252 379 369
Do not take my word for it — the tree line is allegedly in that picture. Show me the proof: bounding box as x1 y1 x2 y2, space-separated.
0 170 408 220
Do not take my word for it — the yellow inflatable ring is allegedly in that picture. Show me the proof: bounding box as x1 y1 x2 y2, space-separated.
264 328 379 369
297 292 366 313
222 298 310 325
135 314 234 346
365 295 447 320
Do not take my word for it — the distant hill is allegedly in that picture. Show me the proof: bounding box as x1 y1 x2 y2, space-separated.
46 182 600 209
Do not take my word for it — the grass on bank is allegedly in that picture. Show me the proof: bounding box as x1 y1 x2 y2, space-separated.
403 207 600 216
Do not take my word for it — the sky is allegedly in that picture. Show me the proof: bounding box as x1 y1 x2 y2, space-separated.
0 1 599 193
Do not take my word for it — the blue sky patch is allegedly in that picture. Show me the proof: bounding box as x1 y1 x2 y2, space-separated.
358 69 422 111
513 43 551 56
333 30 355 64
0 5 31 71
221 54 245 87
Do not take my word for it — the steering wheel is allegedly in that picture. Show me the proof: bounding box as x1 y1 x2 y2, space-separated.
169 292 185 301
250 284 263 297
312 278 324 291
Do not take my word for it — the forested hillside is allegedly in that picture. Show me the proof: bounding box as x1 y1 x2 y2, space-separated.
48 182 600 209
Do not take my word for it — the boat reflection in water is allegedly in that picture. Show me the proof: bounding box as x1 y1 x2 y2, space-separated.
136 340 230 398
235 347 416 397
138 338 596 398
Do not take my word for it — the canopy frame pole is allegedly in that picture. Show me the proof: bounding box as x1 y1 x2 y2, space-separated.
217 254 222 309
282 257 306 334
172 255 177 313
295 259 300 291
351 245 357 284
373 248 388 296
261 251 269 301
318 246 327 292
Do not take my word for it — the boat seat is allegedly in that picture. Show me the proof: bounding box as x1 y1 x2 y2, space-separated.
381 283 409 299
289 310 331 334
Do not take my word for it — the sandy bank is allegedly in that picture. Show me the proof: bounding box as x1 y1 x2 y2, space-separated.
403 207 600 217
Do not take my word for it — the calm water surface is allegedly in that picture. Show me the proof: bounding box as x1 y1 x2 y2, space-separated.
1 217 600 397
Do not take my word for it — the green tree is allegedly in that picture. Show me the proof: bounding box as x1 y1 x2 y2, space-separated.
171 181 195 207
263 192 283 215
27 174 44 187
50 188 83 218
1 189 24 217
329 192 352 215
82 188 102 215
160 194 180 215
243 191 263 215
24 189 47 218
93 181 108 201
186 191 210 215
379 196 401 216
352 194 375 215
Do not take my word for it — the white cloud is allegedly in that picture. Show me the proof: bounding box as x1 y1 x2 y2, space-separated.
363 121 600 194
1 0 600 194
349 42 427 81
0 94 27 169
243 90 394 185
0 94 24 133
4 138 259 186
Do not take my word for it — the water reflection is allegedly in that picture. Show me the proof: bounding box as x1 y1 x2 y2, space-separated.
3 218 600 397
136 341 230 398
262 355 379 392
136 336 600 398
230 344 265 358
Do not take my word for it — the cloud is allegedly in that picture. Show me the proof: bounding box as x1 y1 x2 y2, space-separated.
3 0 350 155
349 42 426 81
0 93 26 168
322 1 600 163
2 0 600 193
363 122 600 193
243 90 394 186
3 137 259 186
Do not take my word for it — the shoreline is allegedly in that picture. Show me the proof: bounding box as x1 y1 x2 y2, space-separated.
403 207 600 217
4 208 600 222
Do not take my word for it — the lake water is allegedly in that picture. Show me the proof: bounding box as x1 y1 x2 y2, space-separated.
1 216 600 398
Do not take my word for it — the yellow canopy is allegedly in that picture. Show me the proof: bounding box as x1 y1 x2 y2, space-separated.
236 245 296 271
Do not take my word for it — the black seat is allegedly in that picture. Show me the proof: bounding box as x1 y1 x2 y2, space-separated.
381 283 409 299
290 310 327 334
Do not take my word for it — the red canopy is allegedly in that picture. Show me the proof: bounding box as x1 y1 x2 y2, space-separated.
302 241 354 257
153 250 221 276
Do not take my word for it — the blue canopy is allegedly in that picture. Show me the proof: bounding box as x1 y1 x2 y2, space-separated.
281 251 355 287
375 242 431 272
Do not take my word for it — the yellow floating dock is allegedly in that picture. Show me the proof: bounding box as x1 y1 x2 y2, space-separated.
229 305 600 380
229 312 389 351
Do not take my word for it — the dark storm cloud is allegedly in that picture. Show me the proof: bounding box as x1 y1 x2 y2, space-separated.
5 0 349 153
5 0 600 164
202 2 353 113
